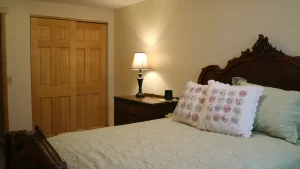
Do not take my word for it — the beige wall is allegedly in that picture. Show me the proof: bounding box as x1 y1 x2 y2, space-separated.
115 0 300 97
1 0 300 130
0 0 114 130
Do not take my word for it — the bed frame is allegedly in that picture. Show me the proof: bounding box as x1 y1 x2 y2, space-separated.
3 34 300 169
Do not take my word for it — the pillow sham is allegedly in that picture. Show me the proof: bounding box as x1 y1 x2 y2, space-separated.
236 80 300 144
200 80 264 138
173 81 208 129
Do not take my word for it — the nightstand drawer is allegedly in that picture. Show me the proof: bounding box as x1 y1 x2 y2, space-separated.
115 99 152 119
114 95 178 126
114 111 145 125
127 114 146 124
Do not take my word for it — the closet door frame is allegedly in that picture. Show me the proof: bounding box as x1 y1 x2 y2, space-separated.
31 15 108 24
1 9 9 133
30 15 109 134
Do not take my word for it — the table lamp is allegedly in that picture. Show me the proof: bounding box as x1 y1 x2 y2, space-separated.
131 52 151 97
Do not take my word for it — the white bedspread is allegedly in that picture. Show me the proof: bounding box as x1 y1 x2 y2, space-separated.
48 118 300 169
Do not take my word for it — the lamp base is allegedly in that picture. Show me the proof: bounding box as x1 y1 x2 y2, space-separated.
136 70 145 98
136 92 145 98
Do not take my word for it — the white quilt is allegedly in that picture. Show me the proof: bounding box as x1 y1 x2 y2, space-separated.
48 118 300 169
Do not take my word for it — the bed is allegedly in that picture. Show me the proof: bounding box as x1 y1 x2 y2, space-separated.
48 118 300 169
4 34 300 169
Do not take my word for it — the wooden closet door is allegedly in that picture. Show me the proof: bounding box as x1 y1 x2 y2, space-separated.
31 18 107 137
31 17 76 137
75 22 107 130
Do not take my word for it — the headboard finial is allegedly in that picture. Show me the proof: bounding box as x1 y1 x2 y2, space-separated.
252 34 276 56
241 34 285 58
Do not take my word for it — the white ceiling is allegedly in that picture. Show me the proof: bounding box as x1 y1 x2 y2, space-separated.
33 0 145 9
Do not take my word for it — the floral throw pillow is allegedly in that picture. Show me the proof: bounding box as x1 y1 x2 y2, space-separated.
201 80 264 138
172 81 208 129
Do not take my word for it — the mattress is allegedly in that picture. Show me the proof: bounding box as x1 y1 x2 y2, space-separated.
48 118 300 169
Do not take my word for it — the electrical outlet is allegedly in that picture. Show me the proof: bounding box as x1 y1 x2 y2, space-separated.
7 76 12 84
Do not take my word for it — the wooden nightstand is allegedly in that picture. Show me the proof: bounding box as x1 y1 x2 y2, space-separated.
114 94 178 126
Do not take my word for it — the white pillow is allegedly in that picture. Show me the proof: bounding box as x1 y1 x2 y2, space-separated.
200 80 264 138
173 81 208 129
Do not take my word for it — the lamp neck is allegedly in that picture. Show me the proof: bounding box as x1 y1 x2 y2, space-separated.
138 69 142 78
136 69 145 97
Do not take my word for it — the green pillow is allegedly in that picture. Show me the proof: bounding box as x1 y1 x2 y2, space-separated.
238 82 300 144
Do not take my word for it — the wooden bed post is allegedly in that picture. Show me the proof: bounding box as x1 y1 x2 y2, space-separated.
4 126 68 169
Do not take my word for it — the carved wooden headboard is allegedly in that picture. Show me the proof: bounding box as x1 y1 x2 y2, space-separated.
198 34 300 92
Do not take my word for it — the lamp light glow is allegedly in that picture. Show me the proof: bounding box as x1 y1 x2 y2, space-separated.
131 52 151 70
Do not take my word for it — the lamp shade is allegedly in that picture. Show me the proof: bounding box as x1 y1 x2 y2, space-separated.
130 52 151 70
